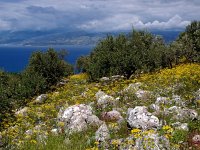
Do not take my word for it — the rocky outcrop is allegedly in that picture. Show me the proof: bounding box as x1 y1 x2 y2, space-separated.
101 110 124 123
15 107 29 116
134 132 170 150
57 104 102 133
172 122 189 131
95 90 117 109
167 106 198 121
95 123 110 142
123 83 142 93
127 106 159 129
99 77 110 83
34 94 48 104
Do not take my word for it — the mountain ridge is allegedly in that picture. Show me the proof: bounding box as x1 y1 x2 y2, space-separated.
0 30 182 46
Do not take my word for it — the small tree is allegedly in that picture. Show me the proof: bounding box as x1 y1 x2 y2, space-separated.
173 21 200 62
26 48 73 86
76 55 89 73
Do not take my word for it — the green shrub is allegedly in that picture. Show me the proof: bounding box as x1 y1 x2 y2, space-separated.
188 120 200 132
26 48 73 86
85 31 169 80
171 129 188 144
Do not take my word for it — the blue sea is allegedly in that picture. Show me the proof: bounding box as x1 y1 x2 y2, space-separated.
0 45 93 73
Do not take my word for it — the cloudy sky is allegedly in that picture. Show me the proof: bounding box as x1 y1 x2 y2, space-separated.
0 0 199 32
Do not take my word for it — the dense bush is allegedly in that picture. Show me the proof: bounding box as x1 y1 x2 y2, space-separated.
76 55 89 73
78 30 170 80
171 21 200 63
26 48 73 86
0 49 73 130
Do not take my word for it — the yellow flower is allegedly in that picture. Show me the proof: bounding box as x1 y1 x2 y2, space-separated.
164 134 172 139
131 128 141 134
162 125 171 130
30 140 37 144
58 121 65 127
111 139 120 145
94 141 99 145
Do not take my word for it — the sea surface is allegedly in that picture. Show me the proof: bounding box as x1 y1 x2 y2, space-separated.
0 45 93 73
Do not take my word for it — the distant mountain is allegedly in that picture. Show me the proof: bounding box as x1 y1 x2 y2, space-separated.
0 29 182 46
151 30 182 43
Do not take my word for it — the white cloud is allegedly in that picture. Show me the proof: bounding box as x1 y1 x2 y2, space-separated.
78 15 190 31
0 19 11 30
0 0 199 32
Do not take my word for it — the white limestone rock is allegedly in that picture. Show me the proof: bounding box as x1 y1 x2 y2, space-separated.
95 90 106 100
172 122 189 131
58 104 102 133
51 128 58 135
101 110 124 123
15 107 29 116
155 97 168 105
96 90 117 108
95 123 110 142
123 83 142 93
135 90 150 99
167 106 198 121
35 94 48 103
127 106 159 130
134 132 170 150
149 104 160 112
100 77 110 82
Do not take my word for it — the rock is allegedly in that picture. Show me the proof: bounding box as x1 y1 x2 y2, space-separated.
15 107 29 116
100 77 110 82
58 104 102 133
25 129 33 136
127 106 159 130
192 134 200 144
110 75 125 81
167 106 198 121
149 104 160 112
96 91 117 109
115 97 120 101
135 90 151 99
95 90 106 100
51 128 58 135
101 110 123 122
155 97 168 105
57 79 69 86
172 122 189 131
195 89 200 100
123 83 142 93
134 132 170 150
95 123 110 142
172 95 185 106
35 94 48 103
168 106 178 111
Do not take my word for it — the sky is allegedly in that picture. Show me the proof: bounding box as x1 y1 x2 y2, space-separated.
0 0 199 32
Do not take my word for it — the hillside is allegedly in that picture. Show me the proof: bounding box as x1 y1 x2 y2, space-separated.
0 30 180 46
1 63 200 150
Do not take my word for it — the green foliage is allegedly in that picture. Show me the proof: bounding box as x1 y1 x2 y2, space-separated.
172 21 200 62
26 48 73 86
83 30 170 80
76 55 89 73
171 129 188 144
188 120 200 132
